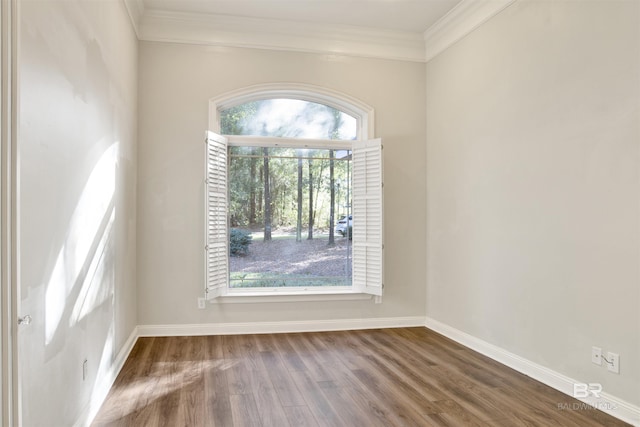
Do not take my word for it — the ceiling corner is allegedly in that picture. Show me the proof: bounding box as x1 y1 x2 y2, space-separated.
423 0 516 62
123 0 144 38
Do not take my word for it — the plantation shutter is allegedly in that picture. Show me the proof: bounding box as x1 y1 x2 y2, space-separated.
205 131 229 300
352 138 383 296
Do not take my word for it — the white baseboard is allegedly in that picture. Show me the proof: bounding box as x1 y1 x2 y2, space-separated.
424 317 640 427
76 326 140 427
137 316 426 337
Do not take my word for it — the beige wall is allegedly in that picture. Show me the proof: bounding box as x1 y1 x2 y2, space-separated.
137 43 426 325
15 0 638 423
426 0 639 406
19 0 138 425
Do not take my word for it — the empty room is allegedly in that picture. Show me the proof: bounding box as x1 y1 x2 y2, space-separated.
1 0 638 425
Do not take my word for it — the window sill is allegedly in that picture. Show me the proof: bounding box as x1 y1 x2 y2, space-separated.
211 289 374 304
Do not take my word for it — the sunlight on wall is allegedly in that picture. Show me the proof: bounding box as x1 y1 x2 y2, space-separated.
86 321 115 423
45 143 118 345
69 208 115 326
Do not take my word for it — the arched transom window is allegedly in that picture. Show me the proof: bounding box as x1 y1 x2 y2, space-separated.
220 99 357 141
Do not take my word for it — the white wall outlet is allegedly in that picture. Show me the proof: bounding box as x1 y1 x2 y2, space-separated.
82 359 88 381
591 346 602 365
607 352 620 374
197 297 206 309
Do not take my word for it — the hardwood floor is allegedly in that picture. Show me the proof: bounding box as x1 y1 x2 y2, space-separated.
92 328 629 426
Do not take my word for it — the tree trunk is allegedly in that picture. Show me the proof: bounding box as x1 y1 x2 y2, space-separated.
257 162 263 219
263 147 272 241
249 148 257 225
307 158 313 239
313 158 325 227
296 151 303 242
328 149 335 245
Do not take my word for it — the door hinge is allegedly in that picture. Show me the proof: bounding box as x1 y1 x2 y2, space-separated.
18 315 32 326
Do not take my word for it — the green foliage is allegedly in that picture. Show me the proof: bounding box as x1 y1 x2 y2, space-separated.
220 99 354 140
220 102 259 135
229 228 252 256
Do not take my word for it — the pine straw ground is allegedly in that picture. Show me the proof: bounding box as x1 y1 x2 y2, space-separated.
230 231 352 286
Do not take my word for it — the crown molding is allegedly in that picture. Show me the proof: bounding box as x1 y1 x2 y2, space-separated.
424 0 516 62
138 10 427 62
123 0 515 62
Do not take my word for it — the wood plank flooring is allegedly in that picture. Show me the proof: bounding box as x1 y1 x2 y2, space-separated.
92 328 629 426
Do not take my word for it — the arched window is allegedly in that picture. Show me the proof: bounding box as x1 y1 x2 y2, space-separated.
205 85 382 300
209 83 374 141
220 99 357 141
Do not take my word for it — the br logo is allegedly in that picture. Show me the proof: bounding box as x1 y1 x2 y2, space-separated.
573 383 602 398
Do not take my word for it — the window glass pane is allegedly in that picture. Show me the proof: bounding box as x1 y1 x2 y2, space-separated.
221 99 357 140
229 147 352 288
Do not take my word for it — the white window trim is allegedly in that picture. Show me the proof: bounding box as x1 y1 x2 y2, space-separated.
210 290 374 304
225 135 352 150
206 85 381 303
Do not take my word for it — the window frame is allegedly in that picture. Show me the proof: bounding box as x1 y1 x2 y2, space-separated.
226 143 355 294
206 84 381 302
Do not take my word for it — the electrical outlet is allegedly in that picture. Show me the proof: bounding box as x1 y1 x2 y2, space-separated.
607 352 620 374
197 297 206 309
591 346 602 365
82 359 88 381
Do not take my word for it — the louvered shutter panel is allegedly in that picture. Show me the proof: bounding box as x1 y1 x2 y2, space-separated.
205 131 229 300
352 138 383 296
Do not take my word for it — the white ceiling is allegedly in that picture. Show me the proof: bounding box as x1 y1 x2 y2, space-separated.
126 0 515 62
141 0 462 33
